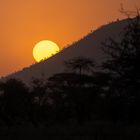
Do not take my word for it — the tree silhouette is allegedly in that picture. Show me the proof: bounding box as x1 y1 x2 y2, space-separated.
65 57 94 75
46 57 98 124
29 77 48 127
0 79 29 126
101 15 140 123
31 77 47 106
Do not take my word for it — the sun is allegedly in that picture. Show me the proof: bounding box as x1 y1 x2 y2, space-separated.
33 40 60 62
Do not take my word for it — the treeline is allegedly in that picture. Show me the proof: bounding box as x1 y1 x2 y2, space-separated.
0 15 140 127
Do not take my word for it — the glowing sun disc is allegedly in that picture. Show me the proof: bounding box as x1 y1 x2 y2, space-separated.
33 40 60 62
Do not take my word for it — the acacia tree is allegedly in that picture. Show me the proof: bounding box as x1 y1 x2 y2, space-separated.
46 57 97 124
64 57 95 75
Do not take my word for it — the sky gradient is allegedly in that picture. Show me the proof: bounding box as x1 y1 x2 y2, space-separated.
0 0 140 76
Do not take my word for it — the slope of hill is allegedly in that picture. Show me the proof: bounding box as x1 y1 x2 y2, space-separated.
4 19 128 84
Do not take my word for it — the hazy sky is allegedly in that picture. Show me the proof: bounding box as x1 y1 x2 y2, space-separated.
0 0 140 76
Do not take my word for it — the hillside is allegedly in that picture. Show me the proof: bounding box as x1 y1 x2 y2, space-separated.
4 19 128 84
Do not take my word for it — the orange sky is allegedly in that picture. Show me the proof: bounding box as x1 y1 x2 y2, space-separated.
0 0 140 77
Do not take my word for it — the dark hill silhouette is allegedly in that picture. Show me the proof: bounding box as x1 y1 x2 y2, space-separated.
4 19 128 84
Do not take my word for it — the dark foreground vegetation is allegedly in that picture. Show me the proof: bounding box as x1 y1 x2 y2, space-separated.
0 14 140 139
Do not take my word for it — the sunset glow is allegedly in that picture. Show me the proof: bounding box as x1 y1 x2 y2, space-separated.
0 0 140 76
